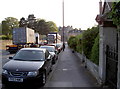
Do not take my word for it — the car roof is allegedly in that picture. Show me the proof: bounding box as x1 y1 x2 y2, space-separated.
20 48 46 53
40 45 55 48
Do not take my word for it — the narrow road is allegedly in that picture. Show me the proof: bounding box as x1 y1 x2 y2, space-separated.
45 45 98 87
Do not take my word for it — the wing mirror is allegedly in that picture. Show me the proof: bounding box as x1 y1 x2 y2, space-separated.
47 55 51 61
9 56 13 59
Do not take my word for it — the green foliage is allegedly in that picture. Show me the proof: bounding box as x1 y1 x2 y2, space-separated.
2 17 19 37
109 2 120 27
0 23 1 35
90 35 99 65
47 21 58 32
36 19 50 35
82 26 99 59
76 34 83 53
68 36 77 50
0 35 12 40
68 26 99 65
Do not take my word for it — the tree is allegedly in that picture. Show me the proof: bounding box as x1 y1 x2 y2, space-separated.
47 21 58 32
90 35 99 65
0 23 2 35
108 1 120 31
27 14 36 29
19 17 28 27
82 26 99 59
109 2 120 27
2 17 19 36
36 19 50 35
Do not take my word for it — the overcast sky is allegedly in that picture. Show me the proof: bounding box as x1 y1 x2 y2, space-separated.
0 0 102 30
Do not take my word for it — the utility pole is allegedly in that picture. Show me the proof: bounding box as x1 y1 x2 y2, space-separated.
62 0 65 51
62 0 64 44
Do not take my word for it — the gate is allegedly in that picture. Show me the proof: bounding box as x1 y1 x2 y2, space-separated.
106 45 118 89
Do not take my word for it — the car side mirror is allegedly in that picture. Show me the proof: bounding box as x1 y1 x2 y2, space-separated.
47 55 51 61
47 58 51 61
55 50 57 53
9 56 13 59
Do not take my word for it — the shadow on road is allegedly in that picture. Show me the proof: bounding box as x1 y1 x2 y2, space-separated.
1 84 43 89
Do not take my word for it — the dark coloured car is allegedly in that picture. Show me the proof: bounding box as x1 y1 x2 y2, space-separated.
2 48 53 86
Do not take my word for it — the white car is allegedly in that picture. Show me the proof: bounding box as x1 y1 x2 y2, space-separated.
40 46 58 64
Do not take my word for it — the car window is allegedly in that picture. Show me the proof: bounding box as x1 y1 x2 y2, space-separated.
40 46 55 52
45 50 50 59
13 50 45 61
56 44 61 48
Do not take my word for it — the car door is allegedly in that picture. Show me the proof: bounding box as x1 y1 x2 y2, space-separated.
45 50 52 74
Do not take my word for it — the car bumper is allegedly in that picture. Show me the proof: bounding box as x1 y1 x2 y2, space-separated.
2 74 42 85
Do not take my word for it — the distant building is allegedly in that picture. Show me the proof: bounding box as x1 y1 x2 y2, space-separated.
68 28 84 38
58 26 84 41
58 26 73 41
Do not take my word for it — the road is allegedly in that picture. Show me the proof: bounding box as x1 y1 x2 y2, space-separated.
0 50 14 89
1 45 101 89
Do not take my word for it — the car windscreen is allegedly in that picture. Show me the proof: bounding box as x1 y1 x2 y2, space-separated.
40 46 55 52
56 43 62 48
13 50 45 61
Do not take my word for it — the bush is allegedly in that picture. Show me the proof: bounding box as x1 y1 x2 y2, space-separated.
67 26 99 65
90 35 99 65
82 26 99 59
0 35 12 40
68 36 77 50
76 34 83 54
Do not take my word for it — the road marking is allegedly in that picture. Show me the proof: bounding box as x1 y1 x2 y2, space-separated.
62 69 68 71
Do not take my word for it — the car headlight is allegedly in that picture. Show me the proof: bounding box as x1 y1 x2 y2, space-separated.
2 69 8 74
27 71 38 77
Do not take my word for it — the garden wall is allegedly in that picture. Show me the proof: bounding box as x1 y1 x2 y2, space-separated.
0 40 12 50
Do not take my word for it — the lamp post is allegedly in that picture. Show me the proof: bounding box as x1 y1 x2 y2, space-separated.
62 0 65 51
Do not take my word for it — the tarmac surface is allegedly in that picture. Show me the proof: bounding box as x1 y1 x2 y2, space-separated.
1 45 107 89
44 45 99 88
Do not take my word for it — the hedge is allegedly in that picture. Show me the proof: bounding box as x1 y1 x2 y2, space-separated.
90 35 99 65
68 26 99 65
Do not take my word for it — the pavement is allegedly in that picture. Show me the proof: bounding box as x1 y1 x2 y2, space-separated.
45 45 100 88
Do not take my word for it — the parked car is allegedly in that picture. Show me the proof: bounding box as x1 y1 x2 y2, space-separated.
2 48 53 86
56 43 63 53
40 45 58 64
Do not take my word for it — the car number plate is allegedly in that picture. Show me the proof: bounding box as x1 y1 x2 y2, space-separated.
8 77 23 82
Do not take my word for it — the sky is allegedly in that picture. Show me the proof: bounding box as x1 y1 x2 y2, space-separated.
0 0 102 30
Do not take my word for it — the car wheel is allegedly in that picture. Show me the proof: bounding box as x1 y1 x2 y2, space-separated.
50 65 53 72
41 72 46 86
52 59 56 65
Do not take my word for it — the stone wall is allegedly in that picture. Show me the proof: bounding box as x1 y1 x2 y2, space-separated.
75 52 100 84
0 40 12 50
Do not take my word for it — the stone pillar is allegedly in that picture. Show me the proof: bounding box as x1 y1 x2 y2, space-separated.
117 31 120 89
98 26 106 85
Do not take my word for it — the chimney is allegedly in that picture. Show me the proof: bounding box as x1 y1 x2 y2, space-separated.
99 0 102 14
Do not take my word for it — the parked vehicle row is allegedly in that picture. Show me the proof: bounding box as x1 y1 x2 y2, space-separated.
2 42 64 87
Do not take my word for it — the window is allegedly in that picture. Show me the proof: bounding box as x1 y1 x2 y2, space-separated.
13 50 44 61
45 50 50 59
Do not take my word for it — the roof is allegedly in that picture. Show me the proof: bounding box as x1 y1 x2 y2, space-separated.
20 48 46 53
96 1 113 23
40 45 55 48
102 2 113 14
